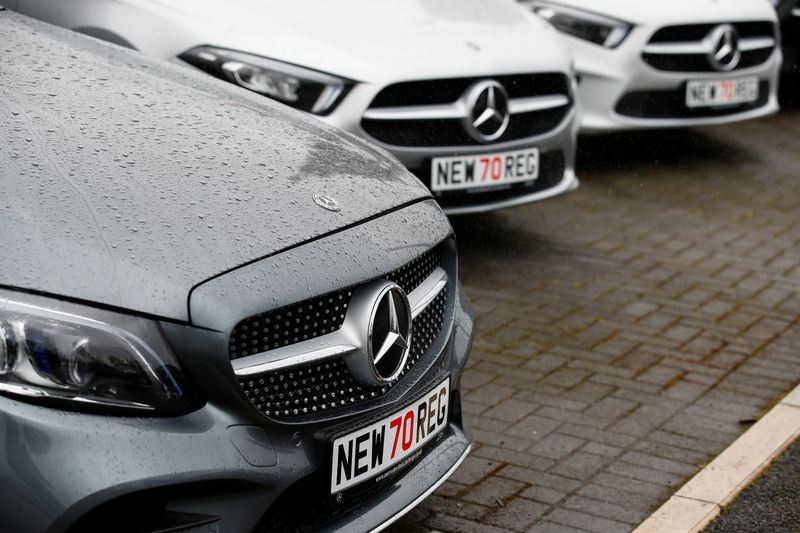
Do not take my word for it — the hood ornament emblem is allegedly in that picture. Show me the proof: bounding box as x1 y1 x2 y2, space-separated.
313 194 341 212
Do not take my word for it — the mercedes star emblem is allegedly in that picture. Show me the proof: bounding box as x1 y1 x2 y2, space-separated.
462 80 511 143
343 281 413 386
313 193 341 212
707 24 741 72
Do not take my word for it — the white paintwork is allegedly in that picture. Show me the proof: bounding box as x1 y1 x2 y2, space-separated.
527 0 782 132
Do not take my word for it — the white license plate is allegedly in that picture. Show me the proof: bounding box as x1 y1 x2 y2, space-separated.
330 377 450 494
430 148 539 192
686 77 759 108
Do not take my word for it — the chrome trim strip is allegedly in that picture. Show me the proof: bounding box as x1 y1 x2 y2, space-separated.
643 41 711 55
738 37 777 52
363 95 568 122
232 266 448 377
363 102 466 121
644 37 775 55
232 335 359 376
508 94 570 114
409 267 448 319
370 444 472 533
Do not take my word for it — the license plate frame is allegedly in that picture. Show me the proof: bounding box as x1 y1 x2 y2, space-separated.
430 147 540 192
328 377 451 495
685 77 759 108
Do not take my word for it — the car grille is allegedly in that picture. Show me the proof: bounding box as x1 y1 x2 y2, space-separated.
361 73 572 147
615 80 770 119
642 21 777 72
230 243 450 421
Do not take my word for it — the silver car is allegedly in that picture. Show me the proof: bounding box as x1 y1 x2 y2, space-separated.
0 11 473 532
7 0 580 214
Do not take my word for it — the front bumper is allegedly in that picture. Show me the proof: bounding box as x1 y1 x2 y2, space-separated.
0 200 476 533
0 284 473 533
322 79 579 214
570 28 782 133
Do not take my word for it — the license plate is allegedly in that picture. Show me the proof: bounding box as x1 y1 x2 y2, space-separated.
329 377 450 494
686 77 759 108
430 147 539 192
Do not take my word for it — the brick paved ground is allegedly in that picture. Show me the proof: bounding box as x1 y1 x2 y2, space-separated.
390 86 800 532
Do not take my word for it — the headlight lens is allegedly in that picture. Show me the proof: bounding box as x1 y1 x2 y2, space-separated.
179 46 351 115
526 2 633 48
0 294 201 415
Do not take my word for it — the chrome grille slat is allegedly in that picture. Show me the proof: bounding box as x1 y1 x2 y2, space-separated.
643 36 775 55
362 94 569 122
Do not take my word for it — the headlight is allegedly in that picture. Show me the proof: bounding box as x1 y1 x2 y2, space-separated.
179 46 351 115
526 2 633 48
0 293 202 415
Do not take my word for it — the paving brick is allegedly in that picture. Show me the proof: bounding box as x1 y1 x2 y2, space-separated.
549 452 609 481
535 407 612 430
663 324 701 343
562 382 616 404
498 466 582 493
506 415 562 441
585 397 639 420
523 353 570 373
520 486 568 505
592 472 670 499
528 433 587 461
462 477 528 507
577 483 659 512
526 521 589 533
606 461 684 487
473 445 557 472
543 368 592 389
580 442 623 458
486 498 549 530
473 429 536 453
619 451 696 477
557 424 638 449
562 495 647 525
469 383 519 407
636 364 685 386
450 456 502 485
426 495 490 521
426 514 513 533
544 508 630 533
662 380 710 402
482 398 540 422
631 440 708 466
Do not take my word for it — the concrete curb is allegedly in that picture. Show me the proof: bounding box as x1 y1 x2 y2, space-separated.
633 383 800 533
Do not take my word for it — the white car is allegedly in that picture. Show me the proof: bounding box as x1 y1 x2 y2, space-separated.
522 0 782 132
11 0 580 214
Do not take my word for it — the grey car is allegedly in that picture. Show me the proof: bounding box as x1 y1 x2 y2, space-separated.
0 10 473 533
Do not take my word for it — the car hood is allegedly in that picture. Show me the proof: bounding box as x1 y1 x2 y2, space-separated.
538 0 778 25
141 0 566 81
0 12 431 322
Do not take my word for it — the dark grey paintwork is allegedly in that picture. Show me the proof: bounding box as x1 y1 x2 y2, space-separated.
0 11 430 322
